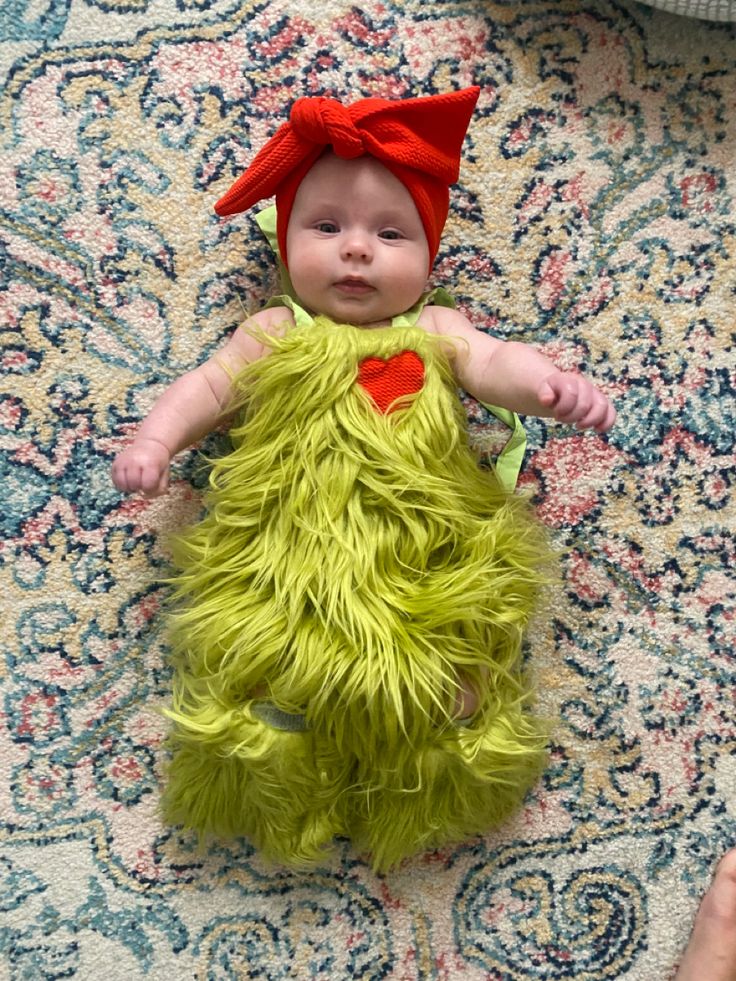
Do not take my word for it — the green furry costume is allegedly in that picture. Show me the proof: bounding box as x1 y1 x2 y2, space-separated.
162 291 549 872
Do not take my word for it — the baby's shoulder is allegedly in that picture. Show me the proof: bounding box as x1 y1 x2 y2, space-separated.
243 305 296 336
417 304 475 339
223 305 297 365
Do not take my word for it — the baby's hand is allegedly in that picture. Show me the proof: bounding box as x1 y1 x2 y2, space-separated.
112 438 171 497
538 371 616 432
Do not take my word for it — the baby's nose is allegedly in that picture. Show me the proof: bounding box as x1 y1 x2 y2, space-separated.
341 233 372 261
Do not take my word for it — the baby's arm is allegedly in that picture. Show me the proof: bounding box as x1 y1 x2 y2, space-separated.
112 307 292 497
429 307 616 431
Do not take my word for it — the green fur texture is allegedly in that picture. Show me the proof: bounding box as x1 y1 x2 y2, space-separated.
162 316 550 872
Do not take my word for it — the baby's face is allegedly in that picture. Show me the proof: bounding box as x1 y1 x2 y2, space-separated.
285 153 430 326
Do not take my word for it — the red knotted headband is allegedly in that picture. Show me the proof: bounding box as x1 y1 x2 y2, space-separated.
214 86 480 270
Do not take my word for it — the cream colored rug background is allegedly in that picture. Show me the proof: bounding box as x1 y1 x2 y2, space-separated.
1 1 735 978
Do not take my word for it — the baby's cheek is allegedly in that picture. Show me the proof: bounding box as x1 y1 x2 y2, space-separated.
385 269 427 310
290 254 328 292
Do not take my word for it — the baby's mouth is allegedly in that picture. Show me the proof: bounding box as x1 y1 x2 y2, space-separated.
334 277 375 294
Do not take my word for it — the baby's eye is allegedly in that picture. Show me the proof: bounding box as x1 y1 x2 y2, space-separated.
315 221 338 234
379 229 403 241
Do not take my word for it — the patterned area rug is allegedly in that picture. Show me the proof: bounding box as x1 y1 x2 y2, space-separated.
2 1 735 978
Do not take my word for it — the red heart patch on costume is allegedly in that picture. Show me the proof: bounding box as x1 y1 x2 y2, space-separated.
356 350 425 414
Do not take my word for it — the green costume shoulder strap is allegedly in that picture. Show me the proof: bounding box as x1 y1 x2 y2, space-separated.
254 204 298 299
253 205 526 492
253 207 312 327
390 286 454 327
477 405 527 494
400 285 526 493
261 293 314 328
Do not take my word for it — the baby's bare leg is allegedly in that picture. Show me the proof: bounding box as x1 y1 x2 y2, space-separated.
453 666 490 720
675 849 736 981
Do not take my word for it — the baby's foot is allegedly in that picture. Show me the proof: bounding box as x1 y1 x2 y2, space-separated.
675 849 736 981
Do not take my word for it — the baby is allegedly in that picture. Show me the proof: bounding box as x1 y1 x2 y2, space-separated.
112 86 615 870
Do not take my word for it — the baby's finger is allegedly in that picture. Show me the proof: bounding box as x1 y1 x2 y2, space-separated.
156 470 169 497
569 386 595 423
111 458 126 491
595 403 617 433
115 463 135 493
140 463 164 496
129 465 147 493
551 380 581 418
577 392 609 430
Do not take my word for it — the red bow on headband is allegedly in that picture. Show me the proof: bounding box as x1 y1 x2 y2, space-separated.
214 86 480 269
